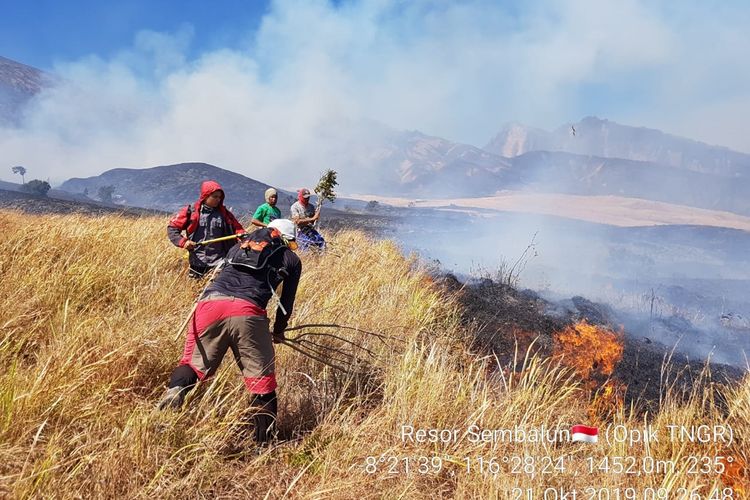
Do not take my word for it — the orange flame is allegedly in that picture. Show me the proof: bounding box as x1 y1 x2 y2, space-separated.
553 321 626 420
553 320 624 382
587 379 627 421
720 453 748 496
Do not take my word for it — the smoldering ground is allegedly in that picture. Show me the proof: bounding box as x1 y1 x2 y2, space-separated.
391 208 750 367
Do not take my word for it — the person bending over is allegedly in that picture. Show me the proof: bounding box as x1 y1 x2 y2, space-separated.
158 219 301 445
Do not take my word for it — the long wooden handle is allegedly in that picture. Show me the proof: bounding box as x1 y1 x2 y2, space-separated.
197 233 244 246
173 265 224 341
173 301 199 342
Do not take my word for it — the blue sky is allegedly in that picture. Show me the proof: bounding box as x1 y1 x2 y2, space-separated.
0 0 271 71
1 0 749 183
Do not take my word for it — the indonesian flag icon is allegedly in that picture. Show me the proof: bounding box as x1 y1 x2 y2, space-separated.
571 425 599 443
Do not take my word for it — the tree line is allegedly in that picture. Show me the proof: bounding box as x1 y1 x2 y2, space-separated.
10 165 115 201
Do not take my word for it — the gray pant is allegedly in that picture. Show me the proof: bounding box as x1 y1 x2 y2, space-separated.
179 294 277 394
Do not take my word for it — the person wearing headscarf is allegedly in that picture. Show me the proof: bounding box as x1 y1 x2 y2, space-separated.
167 180 245 278
290 187 325 250
251 187 282 228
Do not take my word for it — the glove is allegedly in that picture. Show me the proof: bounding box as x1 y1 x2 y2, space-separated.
272 314 288 343
271 329 285 344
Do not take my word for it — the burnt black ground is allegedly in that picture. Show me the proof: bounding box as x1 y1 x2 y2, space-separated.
441 274 746 413
0 188 164 216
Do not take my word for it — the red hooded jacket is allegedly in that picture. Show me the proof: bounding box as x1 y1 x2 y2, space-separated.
167 180 244 248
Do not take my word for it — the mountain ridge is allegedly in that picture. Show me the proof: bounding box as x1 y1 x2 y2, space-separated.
361 126 750 215
0 55 49 124
2 54 748 217
484 116 750 177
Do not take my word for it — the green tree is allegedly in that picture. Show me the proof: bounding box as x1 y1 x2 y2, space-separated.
98 185 115 204
313 169 338 230
314 169 338 205
21 179 51 196
11 166 26 184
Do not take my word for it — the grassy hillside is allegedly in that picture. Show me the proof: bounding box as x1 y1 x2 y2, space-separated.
0 210 747 498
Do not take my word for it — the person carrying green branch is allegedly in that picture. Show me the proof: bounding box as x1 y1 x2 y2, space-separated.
290 187 325 250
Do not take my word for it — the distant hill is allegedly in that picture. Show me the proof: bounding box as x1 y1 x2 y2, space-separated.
0 56 49 124
366 129 516 196
0 179 21 192
360 127 750 215
345 126 521 197
509 150 750 216
0 186 388 234
0 179 114 205
60 162 297 216
484 116 750 178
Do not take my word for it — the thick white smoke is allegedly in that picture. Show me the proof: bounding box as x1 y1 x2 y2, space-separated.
1 0 749 186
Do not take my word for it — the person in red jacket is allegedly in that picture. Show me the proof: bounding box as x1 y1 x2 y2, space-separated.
167 180 245 278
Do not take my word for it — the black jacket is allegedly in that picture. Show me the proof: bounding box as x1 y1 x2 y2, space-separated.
206 243 302 334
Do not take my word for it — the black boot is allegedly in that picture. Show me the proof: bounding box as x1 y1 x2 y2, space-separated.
250 391 278 444
157 365 198 410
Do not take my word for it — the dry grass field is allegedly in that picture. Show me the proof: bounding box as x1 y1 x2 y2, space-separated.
0 210 747 498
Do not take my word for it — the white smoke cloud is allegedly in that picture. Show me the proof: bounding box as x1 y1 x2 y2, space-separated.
1 0 748 185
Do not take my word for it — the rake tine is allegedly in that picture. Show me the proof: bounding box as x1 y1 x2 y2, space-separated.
297 335 375 358
281 340 351 373
294 337 364 361
284 338 375 377
288 339 368 371
284 323 380 336
282 339 345 371
295 338 378 359
291 338 370 368
285 323 399 343
288 332 378 357
286 323 405 346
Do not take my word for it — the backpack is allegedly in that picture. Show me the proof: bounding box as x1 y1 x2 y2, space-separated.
225 227 285 271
